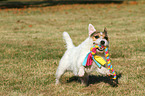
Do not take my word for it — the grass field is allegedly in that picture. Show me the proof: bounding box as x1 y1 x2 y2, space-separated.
0 2 145 96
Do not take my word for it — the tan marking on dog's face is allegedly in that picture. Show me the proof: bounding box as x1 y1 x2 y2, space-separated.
91 32 108 41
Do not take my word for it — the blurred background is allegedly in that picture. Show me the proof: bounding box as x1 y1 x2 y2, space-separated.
0 0 141 8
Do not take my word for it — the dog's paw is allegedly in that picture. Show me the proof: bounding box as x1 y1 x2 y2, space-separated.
78 67 85 77
55 79 60 85
107 73 113 76
112 80 118 87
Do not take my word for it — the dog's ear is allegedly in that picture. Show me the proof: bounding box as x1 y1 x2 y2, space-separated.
104 27 108 36
88 24 96 36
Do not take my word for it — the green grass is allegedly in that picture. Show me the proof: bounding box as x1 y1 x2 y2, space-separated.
0 3 145 96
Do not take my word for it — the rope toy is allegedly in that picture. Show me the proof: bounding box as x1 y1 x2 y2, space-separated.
82 44 116 80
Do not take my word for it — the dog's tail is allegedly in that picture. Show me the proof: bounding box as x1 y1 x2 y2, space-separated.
63 32 75 49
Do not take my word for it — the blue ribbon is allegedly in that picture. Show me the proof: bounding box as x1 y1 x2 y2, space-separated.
82 52 90 66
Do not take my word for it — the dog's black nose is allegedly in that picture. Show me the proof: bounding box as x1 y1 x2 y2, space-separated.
101 40 105 45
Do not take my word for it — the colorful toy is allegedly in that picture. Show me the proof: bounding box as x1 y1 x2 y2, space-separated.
82 44 116 80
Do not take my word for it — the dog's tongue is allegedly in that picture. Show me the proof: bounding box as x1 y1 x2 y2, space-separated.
100 46 104 50
100 47 103 50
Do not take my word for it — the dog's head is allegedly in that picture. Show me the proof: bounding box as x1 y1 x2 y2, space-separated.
89 24 109 47
88 24 109 53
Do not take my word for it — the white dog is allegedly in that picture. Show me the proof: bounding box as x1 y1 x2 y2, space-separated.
55 24 113 85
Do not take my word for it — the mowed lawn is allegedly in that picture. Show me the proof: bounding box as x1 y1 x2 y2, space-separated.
0 3 145 96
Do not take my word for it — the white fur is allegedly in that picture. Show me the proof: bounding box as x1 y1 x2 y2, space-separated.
55 24 112 85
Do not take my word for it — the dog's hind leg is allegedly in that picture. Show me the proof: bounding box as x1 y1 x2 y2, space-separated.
55 67 66 85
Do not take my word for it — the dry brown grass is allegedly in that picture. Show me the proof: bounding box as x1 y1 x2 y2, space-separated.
0 3 145 96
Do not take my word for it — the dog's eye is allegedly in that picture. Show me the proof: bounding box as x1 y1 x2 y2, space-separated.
95 36 99 39
104 37 108 40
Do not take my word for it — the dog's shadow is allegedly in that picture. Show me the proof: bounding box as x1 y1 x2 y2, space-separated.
67 73 122 87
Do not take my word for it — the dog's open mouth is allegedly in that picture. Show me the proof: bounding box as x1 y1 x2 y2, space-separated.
96 46 104 52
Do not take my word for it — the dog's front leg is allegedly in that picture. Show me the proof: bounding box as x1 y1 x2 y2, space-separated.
78 66 85 77
78 66 89 86
80 72 89 86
